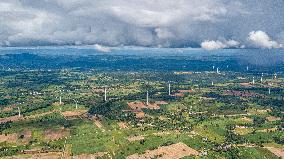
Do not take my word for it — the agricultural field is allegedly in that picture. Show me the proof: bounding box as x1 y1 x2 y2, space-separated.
0 50 284 159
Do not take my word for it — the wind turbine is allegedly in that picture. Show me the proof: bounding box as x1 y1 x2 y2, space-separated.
17 107 21 117
252 77 255 84
73 99 78 109
146 91 149 106
104 87 107 102
168 83 171 96
59 96 62 105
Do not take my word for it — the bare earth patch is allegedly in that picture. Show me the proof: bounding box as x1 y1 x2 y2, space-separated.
44 128 70 141
265 147 284 158
241 117 253 123
73 152 108 159
118 122 129 129
89 116 105 131
266 116 281 122
61 110 87 118
127 135 145 142
25 111 55 120
2 107 13 112
3 152 62 159
0 131 31 143
127 142 199 159
0 133 18 142
0 115 21 124
128 102 160 111
94 120 103 129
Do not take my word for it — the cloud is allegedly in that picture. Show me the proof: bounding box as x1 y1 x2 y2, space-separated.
248 31 283 49
201 40 240 50
93 44 111 52
0 0 283 48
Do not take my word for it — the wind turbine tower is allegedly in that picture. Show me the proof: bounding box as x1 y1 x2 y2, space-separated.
59 96 62 105
73 99 78 109
252 77 255 84
17 107 21 117
104 87 107 101
217 67 219 74
146 91 149 106
168 83 171 96
268 88 271 95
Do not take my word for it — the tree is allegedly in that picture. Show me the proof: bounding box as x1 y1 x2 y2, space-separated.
252 116 266 127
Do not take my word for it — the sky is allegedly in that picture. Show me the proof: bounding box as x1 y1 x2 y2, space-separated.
0 0 283 50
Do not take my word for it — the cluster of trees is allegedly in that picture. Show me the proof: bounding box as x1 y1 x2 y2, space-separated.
24 112 71 128
0 121 11 133
88 101 134 121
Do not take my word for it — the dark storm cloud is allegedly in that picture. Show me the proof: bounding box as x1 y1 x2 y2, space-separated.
0 0 283 48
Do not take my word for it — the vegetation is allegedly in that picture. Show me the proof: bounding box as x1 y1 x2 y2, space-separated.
0 52 283 158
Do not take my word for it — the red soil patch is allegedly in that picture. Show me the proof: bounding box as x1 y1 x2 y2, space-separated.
178 90 193 93
0 133 18 142
61 110 87 118
118 122 129 129
266 147 284 158
240 82 252 87
155 101 169 105
0 115 21 124
127 102 159 118
73 152 108 159
173 93 184 97
0 131 31 143
128 102 160 111
223 90 264 98
135 111 145 118
92 88 105 93
4 152 62 159
127 142 199 159
20 131 32 143
172 89 194 97
44 128 70 141
2 107 13 112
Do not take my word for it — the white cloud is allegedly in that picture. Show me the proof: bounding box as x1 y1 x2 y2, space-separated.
93 44 111 52
248 31 283 49
201 40 226 50
0 0 283 48
201 39 240 50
